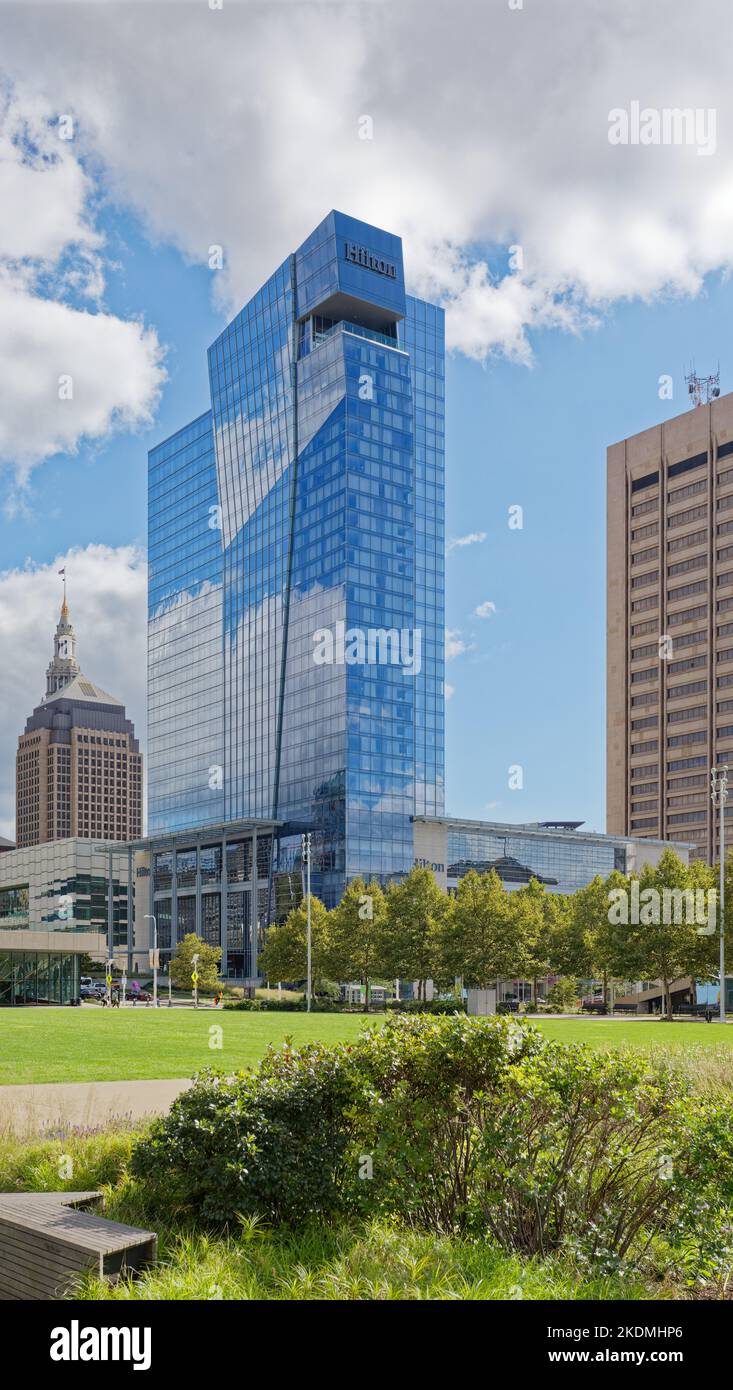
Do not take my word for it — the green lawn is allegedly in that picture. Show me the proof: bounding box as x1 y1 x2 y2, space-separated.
1 1010 732 1086
0 1009 378 1085
529 1017 733 1049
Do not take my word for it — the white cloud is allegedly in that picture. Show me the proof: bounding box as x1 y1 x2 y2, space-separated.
2 1 732 364
445 629 467 660
0 89 165 488
447 531 487 552
445 683 455 702
475 601 497 619
0 544 147 840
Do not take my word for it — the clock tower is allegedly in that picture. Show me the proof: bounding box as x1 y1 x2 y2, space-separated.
46 581 80 698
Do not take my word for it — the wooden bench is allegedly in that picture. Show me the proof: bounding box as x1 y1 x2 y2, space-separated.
0 1191 157 1300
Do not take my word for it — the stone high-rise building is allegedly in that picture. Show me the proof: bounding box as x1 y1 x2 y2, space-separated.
607 390 733 862
15 590 143 847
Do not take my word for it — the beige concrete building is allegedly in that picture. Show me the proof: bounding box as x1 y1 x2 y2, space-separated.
607 390 733 862
15 593 142 848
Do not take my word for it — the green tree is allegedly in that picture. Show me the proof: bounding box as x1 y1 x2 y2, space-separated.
326 878 388 1010
437 869 529 989
382 867 449 998
545 976 580 1012
512 879 571 1001
608 850 717 1018
258 897 331 994
169 933 221 991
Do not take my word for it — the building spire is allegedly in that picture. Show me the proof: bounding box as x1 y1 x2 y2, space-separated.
45 572 80 699
59 567 68 622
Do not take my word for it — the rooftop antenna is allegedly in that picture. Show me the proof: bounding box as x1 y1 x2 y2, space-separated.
685 362 720 408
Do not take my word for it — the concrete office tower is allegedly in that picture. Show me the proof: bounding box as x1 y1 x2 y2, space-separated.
16 596 143 847
607 390 733 861
148 211 445 905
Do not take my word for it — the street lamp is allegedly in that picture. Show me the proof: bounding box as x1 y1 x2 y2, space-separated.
710 765 729 1023
144 914 158 1007
301 832 312 1013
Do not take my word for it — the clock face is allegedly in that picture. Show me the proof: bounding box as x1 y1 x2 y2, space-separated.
59 639 69 658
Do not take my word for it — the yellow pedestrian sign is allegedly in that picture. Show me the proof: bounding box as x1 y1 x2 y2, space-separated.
191 970 199 985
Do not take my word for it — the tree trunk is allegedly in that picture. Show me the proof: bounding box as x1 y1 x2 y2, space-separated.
602 970 608 1010
364 976 370 1013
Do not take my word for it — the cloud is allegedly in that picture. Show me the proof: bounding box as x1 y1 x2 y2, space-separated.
445 683 455 702
0 544 147 840
445 629 467 660
3 1 733 364
447 531 487 552
0 87 165 489
475 601 497 619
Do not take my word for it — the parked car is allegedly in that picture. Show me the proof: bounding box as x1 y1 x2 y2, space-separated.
125 987 153 1002
80 983 106 1000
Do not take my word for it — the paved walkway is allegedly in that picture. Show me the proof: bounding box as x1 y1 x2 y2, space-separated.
0 1077 192 1139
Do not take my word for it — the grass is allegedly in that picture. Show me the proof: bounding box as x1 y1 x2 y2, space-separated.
1 1010 733 1087
78 1217 666 1302
0 1009 378 1085
528 1017 733 1050
0 1124 667 1301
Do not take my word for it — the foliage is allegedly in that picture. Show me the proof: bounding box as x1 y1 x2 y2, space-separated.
344 1012 543 1228
78 1216 658 1303
616 853 717 1016
130 1047 365 1226
325 878 387 1009
169 933 221 991
386 997 466 1015
435 869 529 987
258 896 332 991
382 867 449 997
470 1043 686 1265
545 977 580 1012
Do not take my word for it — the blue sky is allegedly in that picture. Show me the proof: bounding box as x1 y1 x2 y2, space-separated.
2 0 733 841
4 198 733 835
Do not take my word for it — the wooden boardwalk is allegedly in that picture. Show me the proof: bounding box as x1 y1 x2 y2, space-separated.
0 1191 156 1300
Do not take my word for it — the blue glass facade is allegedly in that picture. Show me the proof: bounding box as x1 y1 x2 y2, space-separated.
149 212 445 905
148 412 224 832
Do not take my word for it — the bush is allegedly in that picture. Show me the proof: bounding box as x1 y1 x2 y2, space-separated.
387 998 466 1015
129 1014 538 1228
127 1015 733 1281
130 1044 365 1225
344 1013 543 1228
469 1043 686 1265
223 997 355 1013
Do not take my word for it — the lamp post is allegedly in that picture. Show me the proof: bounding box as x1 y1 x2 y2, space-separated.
710 765 729 1023
301 832 312 1012
144 914 158 1007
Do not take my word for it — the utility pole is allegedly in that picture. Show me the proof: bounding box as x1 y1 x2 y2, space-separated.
144 914 158 1007
710 765 729 1023
301 832 312 1012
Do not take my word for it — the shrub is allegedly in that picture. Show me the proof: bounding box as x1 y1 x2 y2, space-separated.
129 1014 538 1229
130 1045 365 1226
344 1013 542 1228
469 1043 686 1264
223 997 356 1013
387 998 466 1015
662 1099 733 1281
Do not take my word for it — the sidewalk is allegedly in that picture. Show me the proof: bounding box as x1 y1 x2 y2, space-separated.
0 1077 192 1139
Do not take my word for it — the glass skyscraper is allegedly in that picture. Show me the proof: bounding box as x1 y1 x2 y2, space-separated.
148 212 444 906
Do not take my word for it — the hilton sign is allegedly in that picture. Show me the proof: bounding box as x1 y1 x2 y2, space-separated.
344 241 398 279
